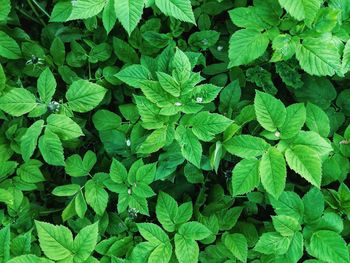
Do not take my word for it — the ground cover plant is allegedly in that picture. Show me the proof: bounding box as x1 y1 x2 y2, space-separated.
0 0 350 262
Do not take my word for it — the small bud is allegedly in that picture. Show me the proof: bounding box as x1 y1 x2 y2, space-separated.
126 139 131 147
217 45 224 51
196 97 203 103
48 101 60 112
340 140 349 145
274 131 281 138
201 39 209 45
174 102 182 106
71 0 78 6
127 188 132 195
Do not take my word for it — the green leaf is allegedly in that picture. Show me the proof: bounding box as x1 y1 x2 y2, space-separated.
254 90 287 132
46 114 84 140
303 187 324 223
20 120 44 162
0 225 10 262
92 109 121 131
279 103 306 139
278 0 322 25
231 158 260 196
174 234 198 263
73 222 99 262
259 147 286 199
38 131 65 166
66 80 107 113
65 151 96 177
17 160 45 183
0 0 11 21
224 135 269 159
155 0 196 24
306 102 330 137
52 184 81 197
68 0 106 21
7 254 53 263
309 230 349 263
137 127 167 154
175 125 202 168
115 65 152 88
0 88 37 116
38 68 56 104
50 2 72 22
272 215 301 236
148 242 172 263
35 221 74 261
156 192 178 232
156 72 181 97
137 223 169 245
228 29 269 67
188 111 232 142
114 0 144 35
285 145 322 187
270 191 304 221
110 158 128 183
223 233 248 263
254 232 291 255
178 222 211 240
103 0 117 34
0 31 21 59
295 37 341 77
85 177 108 216
112 37 139 64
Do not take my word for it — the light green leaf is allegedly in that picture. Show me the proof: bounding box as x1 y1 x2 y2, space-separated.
156 192 178 232
114 0 144 35
228 29 269 67
295 37 341 77
278 0 322 25
73 222 99 262
155 0 196 24
306 103 330 137
0 88 37 116
35 221 74 261
38 131 65 166
115 65 152 88
110 158 128 183
174 234 198 263
137 127 167 154
279 103 306 139
65 151 96 177
0 0 11 21
20 120 44 162
178 222 211 240
175 125 202 168
224 135 269 159
137 223 169 245
189 111 232 142
156 72 181 97
103 0 117 34
342 39 350 74
92 109 121 131
309 230 349 263
66 80 107 113
7 254 53 263
68 0 106 20
50 2 72 22
223 233 248 263
285 145 322 187
254 232 291 255
254 90 286 132
0 31 21 59
148 242 172 263
231 158 260 196
47 114 84 140
38 68 56 104
229 6 268 30
52 184 81 197
85 178 108 216
272 215 301 236
303 187 324 223
270 191 304 221
0 225 10 262
17 160 45 183
259 147 286 199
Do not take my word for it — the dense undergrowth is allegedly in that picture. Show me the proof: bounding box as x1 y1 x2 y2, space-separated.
0 0 350 262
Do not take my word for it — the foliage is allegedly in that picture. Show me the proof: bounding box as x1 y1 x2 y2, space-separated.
0 0 349 262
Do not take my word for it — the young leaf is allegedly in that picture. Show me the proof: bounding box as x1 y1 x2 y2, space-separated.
231 158 260 196
156 192 178 232
224 135 269 159
20 120 45 162
0 31 21 59
35 221 74 261
137 223 169 245
38 131 65 166
279 103 306 139
174 234 199 263
254 232 291 255
259 147 286 199
278 0 322 25
68 0 106 21
0 88 37 116
228 29 269 67
0 225 10 262
306 102 330 137
66 80 107 113
85 177 108 216
137 127 167 154
73 222 99 262
285 145 322 187
114 0 144 35
178 222 211 240
155 0 196 24
254 90 286 132
46 114 84 140
272 215 301 236
37 68 56 104
309 230 349 263
103 0 117 34
223 233 248 263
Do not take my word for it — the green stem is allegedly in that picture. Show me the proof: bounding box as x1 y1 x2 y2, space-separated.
31 0 51 18
15 7 42 25
26 0 46 26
